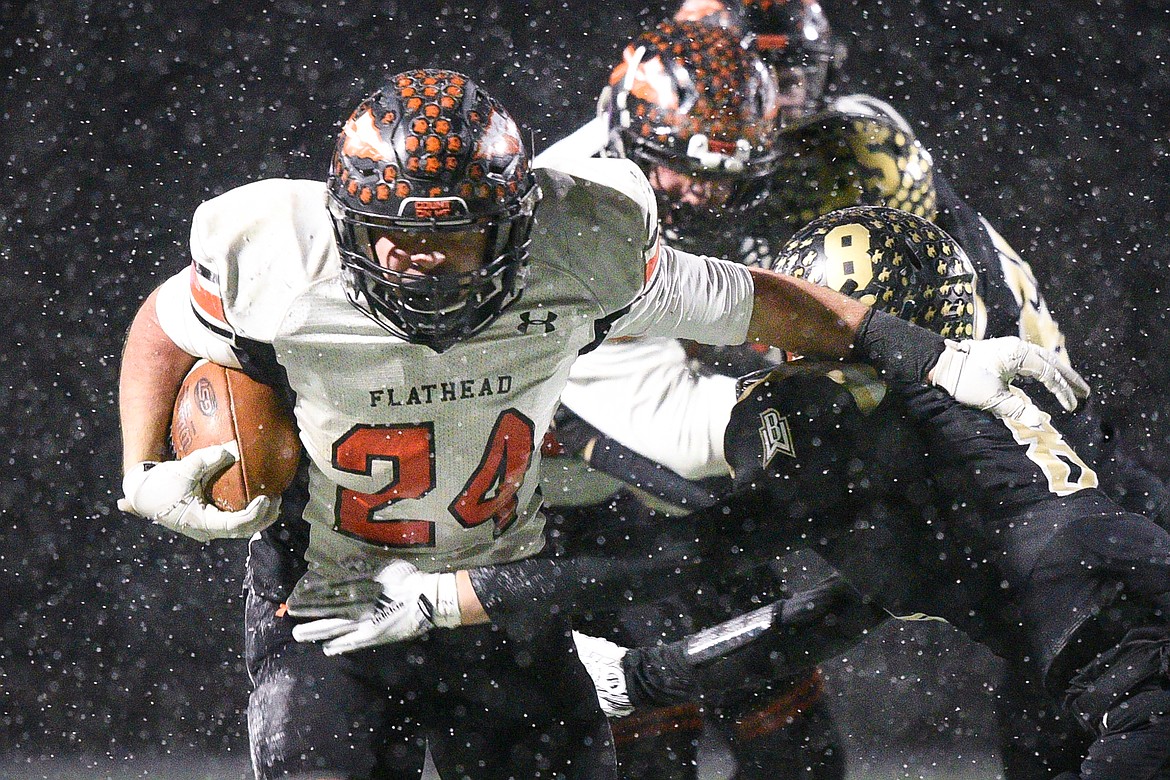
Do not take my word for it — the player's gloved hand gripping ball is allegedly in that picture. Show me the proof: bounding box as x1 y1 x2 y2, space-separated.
119 360 298 542
120 443 280 543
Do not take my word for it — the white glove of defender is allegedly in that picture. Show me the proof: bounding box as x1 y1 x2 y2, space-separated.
930 337 1090 427
573 631 634 718
119 442 281 543
291 560 462 655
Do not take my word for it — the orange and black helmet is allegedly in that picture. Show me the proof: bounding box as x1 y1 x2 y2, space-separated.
605 20 781 255
676 0 846 124
326 69 540 351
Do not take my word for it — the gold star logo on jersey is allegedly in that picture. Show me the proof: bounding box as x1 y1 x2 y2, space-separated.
758 409 796 466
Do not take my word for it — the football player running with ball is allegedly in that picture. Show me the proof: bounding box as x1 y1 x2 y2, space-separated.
117 70 1082 779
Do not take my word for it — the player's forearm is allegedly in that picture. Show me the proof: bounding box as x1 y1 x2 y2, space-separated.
461 539 709 625
746 268 865 358
458 491 794 626
623 576 888 708
119 288 198 472
455 570 489 624
748 269 947 383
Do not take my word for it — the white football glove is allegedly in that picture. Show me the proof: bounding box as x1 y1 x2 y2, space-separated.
118 442 281 543
930 337 1090 427
573 631 634 718
291 560 461 656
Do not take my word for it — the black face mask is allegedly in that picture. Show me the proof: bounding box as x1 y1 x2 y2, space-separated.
330 196 537 352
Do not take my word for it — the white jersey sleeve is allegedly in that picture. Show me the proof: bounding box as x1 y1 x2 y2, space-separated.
561 337 736 479
533 157 755 346
610 245 755 344
154 271 242 368
187 178 337 343
154 178 337 362
531 157 661 316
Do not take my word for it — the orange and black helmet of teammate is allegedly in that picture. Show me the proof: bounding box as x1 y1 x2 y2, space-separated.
604 20 782 255
676 0 847 126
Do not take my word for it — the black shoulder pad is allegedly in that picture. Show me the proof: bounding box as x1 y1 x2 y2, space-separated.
725 362 890 517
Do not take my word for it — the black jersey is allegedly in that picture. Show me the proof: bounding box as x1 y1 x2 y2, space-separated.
723 362 1170 693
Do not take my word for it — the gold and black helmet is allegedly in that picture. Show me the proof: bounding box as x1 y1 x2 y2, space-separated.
769 206 979 340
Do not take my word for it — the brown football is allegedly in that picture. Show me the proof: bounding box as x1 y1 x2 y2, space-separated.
170 360 301 511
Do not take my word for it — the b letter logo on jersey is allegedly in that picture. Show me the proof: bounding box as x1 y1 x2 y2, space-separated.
758 409 796 466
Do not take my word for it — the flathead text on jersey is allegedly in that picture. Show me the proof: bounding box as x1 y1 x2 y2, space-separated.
367 376 513 407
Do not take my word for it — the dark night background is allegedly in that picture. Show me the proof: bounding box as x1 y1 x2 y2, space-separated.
2 1 1168 777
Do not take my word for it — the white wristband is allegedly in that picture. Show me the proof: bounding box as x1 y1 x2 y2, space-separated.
431 572 463 628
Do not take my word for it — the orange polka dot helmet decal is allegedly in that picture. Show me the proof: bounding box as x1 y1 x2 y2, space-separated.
326 69 541 351
675 0 846 123
608 20 779 165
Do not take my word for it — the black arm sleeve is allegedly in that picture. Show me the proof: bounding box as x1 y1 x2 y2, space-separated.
622 575 888 708
853 307 947 385
467 489 783 628
467 533 706 624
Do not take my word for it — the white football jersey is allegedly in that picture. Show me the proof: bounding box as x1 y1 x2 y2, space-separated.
155 158 754 615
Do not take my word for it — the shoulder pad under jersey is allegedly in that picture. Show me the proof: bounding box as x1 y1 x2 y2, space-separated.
530 158 659 315
189 178 338 344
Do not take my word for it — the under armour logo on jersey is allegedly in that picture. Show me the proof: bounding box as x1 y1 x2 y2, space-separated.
758 409 796 466
518 311 557 334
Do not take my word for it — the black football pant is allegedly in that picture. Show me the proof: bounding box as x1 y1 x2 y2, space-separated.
1051 713 1170 780
244 589 616 780
553 495 845 780
1076 699 1170 779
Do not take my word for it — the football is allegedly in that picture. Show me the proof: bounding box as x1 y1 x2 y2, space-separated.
170 360 301 511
